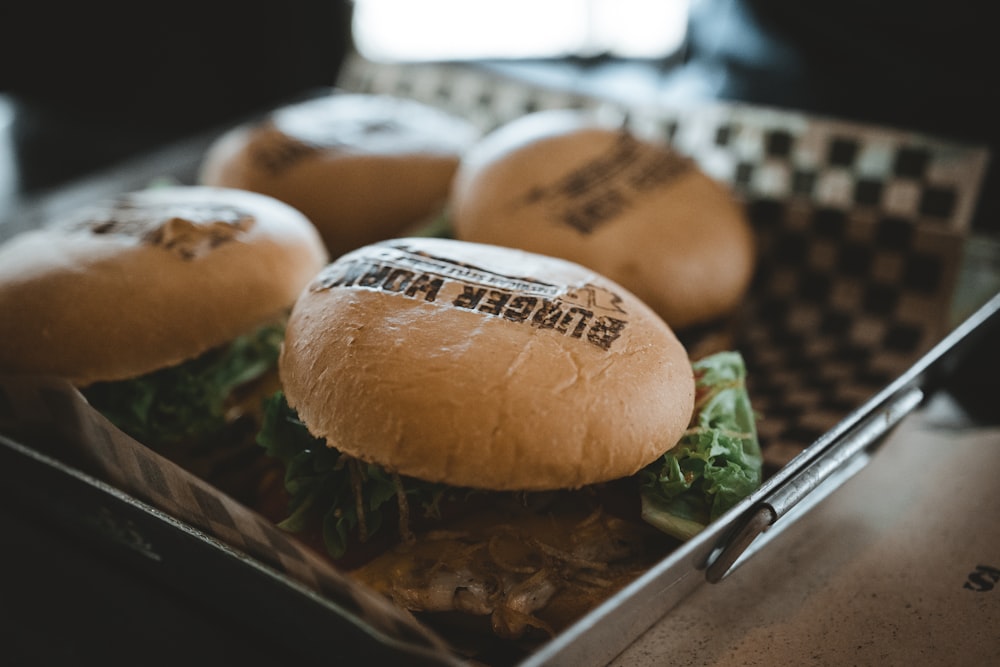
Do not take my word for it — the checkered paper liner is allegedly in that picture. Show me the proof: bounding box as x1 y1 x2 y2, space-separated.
338 54 990 470
0 375 458 663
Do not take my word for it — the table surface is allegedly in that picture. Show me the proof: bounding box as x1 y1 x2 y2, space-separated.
611 395 1000 667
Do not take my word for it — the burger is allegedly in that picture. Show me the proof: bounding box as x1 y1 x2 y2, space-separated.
448 108 757 356
255 236 761 646
0 185 328 502
198 92 484 259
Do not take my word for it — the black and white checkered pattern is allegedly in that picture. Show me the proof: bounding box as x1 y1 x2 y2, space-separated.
643 107 988 235
736 201 963 468
338 54 988 235
336 55 610 135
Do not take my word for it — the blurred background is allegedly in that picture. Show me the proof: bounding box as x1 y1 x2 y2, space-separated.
1 0 995 232
351 0 690 60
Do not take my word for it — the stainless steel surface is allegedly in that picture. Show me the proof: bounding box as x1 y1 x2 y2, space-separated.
519 288 1000 667
609 405 1000 667
704 290 1000 586
707 386 923 584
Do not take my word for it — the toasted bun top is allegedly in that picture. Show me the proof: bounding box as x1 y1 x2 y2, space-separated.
0 186 328 385
280 237 695 491
450 109 756 330
198 93 483 259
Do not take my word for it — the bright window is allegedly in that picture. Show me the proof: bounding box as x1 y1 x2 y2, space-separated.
352 0 690 61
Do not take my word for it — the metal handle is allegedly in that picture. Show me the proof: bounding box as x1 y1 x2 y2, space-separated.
705 385 925 583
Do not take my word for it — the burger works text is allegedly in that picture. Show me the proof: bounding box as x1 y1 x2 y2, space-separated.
315 258 630 351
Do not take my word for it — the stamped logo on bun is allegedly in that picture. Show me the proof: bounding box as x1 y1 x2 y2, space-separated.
450 108 757 331
279 236 695 491
310 242 632 351
516 130 695 235
60 198 257 260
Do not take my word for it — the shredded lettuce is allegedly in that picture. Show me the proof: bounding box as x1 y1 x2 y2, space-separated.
83 322 285 447
256 392 453 560
638 351 761 541
412 209 453 239
259 350 760 558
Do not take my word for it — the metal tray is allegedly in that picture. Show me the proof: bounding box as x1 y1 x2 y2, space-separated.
2 55 998 666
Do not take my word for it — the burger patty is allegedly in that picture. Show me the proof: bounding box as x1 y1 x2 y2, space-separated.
351 487 676 640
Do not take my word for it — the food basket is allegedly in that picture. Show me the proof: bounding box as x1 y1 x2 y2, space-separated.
1 53 997 666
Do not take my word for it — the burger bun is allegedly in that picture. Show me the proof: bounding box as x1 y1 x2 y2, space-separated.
279 236 695 491
199 93 483 259
0 185 328 385
450 108 756 330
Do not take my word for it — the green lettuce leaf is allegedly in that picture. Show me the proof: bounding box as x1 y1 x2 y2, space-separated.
83 321 285 447
256 392 453 560
638 351 761 541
